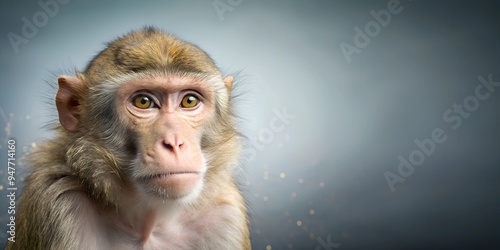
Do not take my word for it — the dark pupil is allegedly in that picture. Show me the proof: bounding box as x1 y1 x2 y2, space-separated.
141 97 149 105
187 96 195 104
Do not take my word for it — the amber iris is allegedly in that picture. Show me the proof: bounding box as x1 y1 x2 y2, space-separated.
181 94 199 108
133 95 154 109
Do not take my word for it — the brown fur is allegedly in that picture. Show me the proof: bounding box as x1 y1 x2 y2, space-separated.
85 26 221 86
7 27 250 250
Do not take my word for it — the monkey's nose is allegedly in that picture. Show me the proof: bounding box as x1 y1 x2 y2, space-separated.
162 134 184 153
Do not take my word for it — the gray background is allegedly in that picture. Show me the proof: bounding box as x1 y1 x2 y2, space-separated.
1 0 500 249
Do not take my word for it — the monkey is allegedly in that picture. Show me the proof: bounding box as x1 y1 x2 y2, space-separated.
6 26 251 250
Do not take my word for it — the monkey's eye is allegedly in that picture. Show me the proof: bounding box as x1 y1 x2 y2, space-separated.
133 94 156 109
181 94 199 108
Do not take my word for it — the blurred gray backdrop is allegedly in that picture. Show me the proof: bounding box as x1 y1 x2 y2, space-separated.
1 0 499 249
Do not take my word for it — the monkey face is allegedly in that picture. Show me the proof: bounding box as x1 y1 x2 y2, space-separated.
116 74 216 202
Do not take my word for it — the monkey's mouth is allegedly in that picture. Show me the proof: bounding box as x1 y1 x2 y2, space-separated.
139 171 202 190
141 171 201 181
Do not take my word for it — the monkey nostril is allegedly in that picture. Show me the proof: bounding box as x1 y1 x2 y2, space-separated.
163 142 175 151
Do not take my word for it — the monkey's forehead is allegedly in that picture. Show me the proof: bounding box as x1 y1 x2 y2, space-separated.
83 27 221 86
104 70 222 88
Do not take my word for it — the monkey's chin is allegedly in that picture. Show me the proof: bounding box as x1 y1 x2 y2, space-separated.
141 172 203 201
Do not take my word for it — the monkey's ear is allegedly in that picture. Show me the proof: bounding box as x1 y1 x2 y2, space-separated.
56 75 85 132
223 75 233 91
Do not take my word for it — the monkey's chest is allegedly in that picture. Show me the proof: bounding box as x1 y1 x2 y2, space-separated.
103 212 223 250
